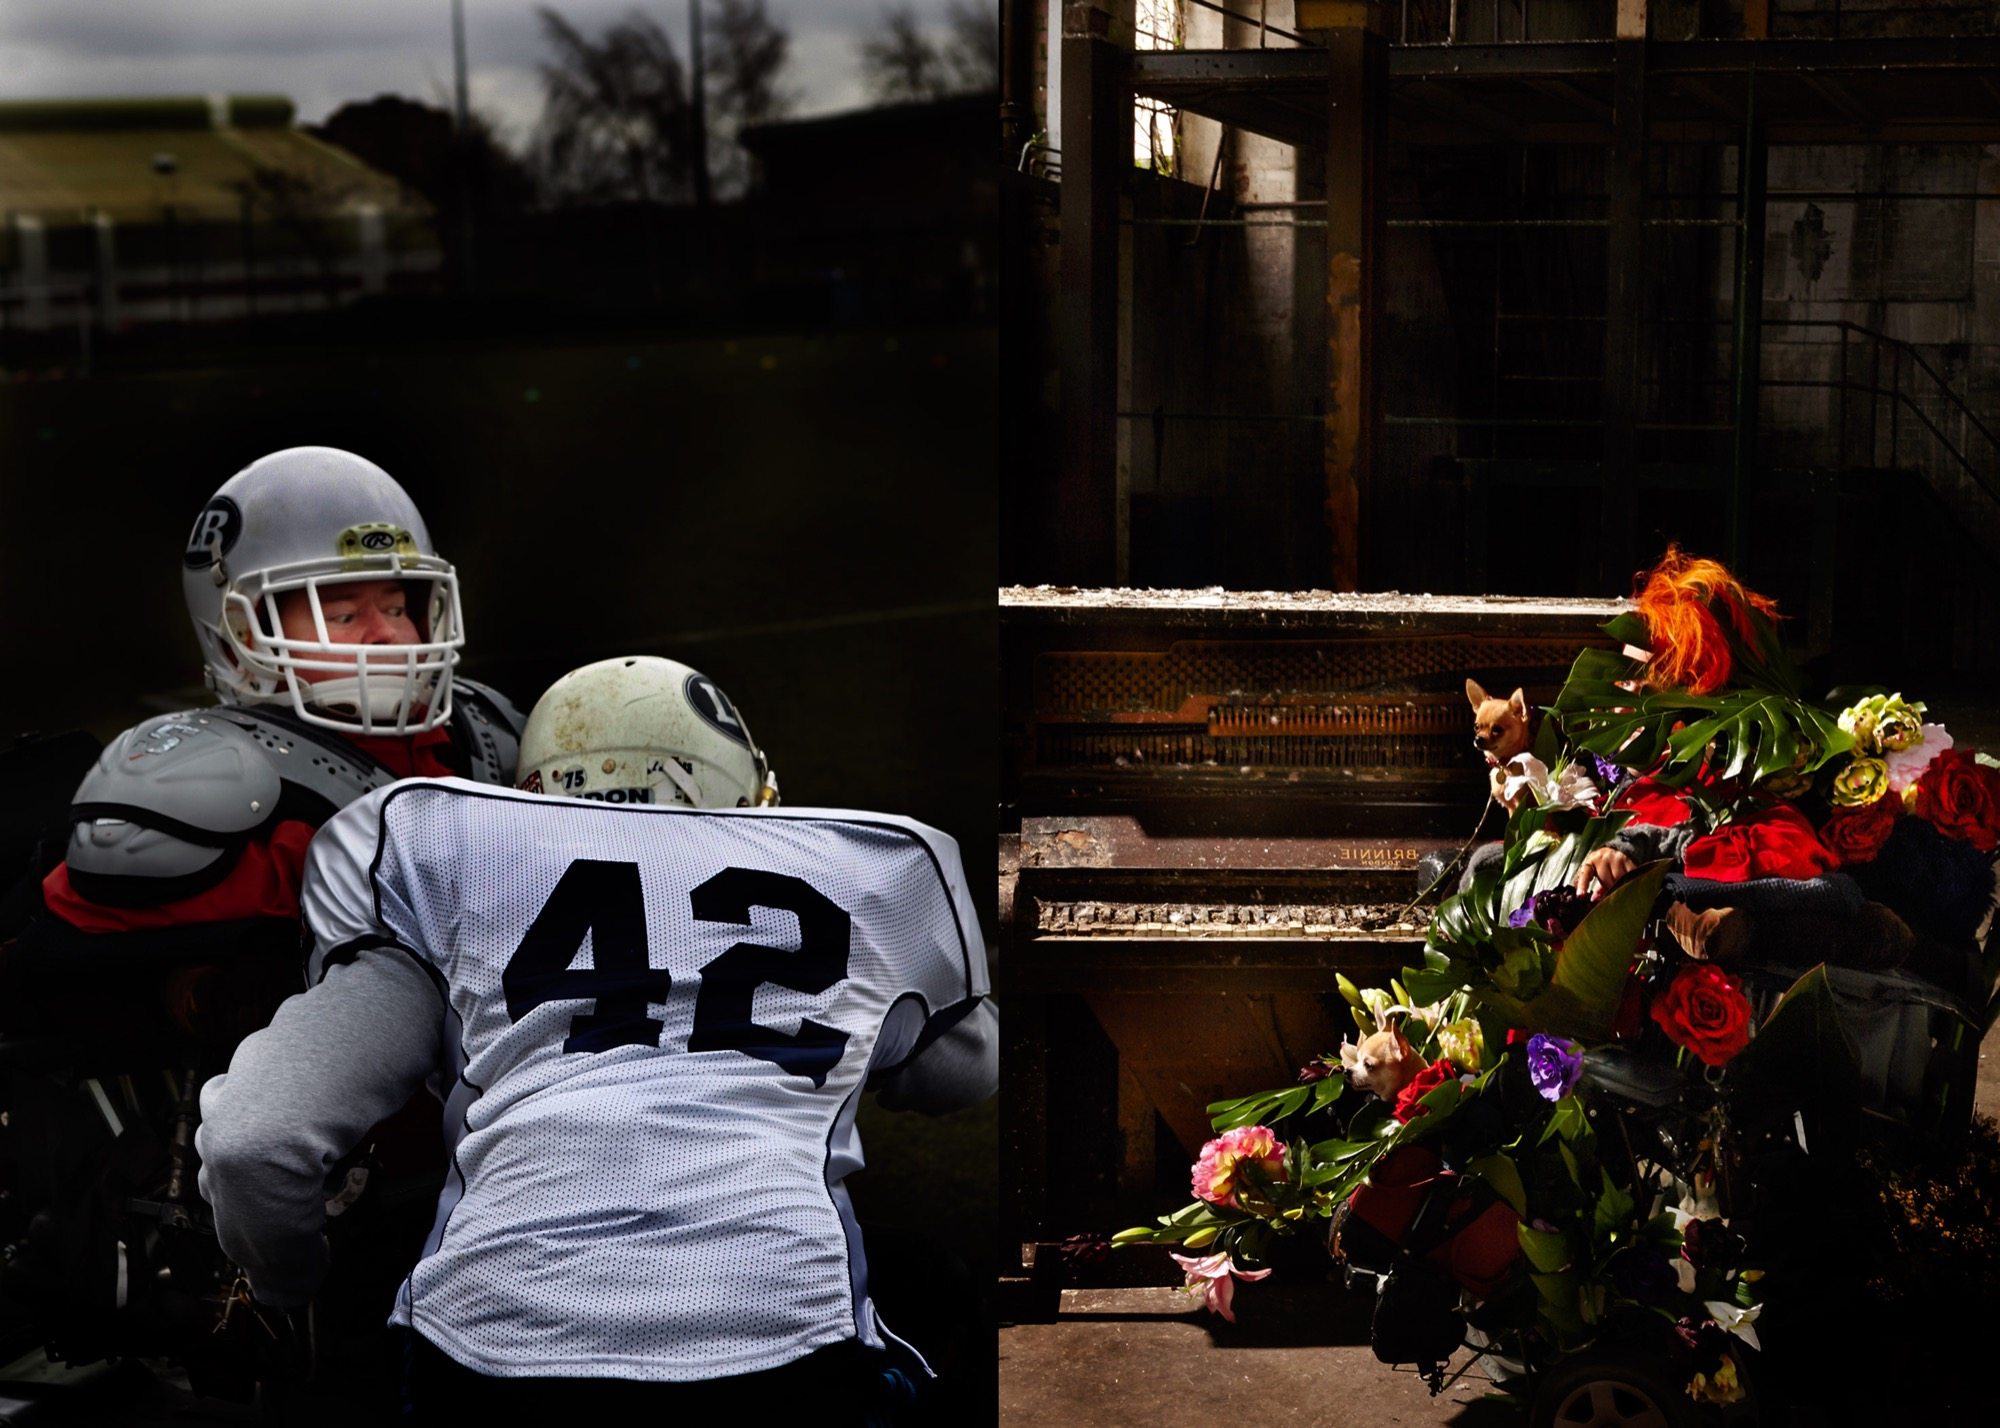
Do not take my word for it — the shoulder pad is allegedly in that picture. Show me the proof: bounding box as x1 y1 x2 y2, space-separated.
67 712 282 884
204 706 400 814
452 678 524 787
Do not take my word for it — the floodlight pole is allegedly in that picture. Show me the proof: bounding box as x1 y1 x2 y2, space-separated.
690 0 712 210
452 0 470 132
451 0 474 296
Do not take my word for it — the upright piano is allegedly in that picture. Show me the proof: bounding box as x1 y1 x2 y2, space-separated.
999 587 1623 1302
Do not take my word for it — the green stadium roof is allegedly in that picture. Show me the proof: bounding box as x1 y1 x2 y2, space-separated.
0 95 416 225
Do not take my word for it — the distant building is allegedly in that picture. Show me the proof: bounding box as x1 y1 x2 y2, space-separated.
739 93 997 323
0 95 438 333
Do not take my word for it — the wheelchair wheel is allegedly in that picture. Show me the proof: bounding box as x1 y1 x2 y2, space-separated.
1530 1346 1707 1428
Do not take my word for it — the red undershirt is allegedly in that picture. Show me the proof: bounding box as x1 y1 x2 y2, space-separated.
43 725 458 934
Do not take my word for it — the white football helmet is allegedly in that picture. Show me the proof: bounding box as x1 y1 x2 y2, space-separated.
517 657 778 809
181 447 464 734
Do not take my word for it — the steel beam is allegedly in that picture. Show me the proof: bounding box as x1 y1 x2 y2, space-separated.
1730 74 1768 568
1129 36 2000 88
1056 27 1127 584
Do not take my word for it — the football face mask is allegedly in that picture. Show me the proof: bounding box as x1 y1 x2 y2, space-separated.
218 559 465 736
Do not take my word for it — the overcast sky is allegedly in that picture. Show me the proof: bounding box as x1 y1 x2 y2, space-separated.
0 1 972 142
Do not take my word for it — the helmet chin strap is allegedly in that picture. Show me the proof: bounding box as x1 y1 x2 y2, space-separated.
653 758 705 807
302 675 418 727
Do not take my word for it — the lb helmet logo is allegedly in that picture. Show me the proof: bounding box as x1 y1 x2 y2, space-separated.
184 497 244 569
685 673 751 746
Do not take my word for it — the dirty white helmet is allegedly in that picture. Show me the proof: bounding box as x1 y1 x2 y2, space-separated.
181 447 464 735
517 657 778 809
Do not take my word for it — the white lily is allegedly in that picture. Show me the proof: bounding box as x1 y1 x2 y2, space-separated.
1704 1299 1762 1352
1500 754 1602 812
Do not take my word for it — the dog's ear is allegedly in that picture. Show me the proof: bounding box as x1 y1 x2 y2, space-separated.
1508 688 1529 719
1465 678 1489 710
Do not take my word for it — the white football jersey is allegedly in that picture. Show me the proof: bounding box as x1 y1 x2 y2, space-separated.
299 777 987 1381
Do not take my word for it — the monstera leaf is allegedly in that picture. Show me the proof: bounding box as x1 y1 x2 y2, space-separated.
1410 811 1642 1014
1476 862 1671 1040
1553 645 1852 791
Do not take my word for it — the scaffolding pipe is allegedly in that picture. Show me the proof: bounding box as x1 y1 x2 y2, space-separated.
1729 71 1767 567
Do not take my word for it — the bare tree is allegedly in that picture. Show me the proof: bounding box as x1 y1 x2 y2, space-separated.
706 0 792 196
534 6 693 204
858 6 948 104
942 1 998 93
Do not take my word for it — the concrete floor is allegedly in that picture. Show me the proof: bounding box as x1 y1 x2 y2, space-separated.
999 1016 2000 1427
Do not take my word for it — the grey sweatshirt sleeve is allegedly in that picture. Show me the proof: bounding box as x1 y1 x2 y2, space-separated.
873 997 999 1114
195 946 443 1307
1608 819 1701 866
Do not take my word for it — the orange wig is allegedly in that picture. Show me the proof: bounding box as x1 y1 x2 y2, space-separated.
1632 546 1782 695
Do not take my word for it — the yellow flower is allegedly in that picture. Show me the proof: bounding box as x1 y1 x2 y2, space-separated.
1831 756 1889 807
1876 698 1926 752
1688 1354 1743 1406
1839 693 1927 754
1839 696 1884 750
1436 1018 1485 1075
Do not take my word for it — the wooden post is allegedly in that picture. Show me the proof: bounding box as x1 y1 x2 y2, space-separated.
1054 6 1127 584
1311 5 1386 592
1601 33 1646 589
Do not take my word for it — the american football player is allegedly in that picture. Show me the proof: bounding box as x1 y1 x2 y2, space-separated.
0 446 526 1404
196 656 997 1425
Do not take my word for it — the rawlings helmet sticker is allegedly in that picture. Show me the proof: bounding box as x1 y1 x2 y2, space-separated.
337 523 419 560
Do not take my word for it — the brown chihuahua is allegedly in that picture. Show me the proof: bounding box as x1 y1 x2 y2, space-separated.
1466 679 1534 809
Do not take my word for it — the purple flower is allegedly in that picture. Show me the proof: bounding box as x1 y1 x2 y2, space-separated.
1526 1033 1583 1101
1586 751 1624 790
1506 887 1591 938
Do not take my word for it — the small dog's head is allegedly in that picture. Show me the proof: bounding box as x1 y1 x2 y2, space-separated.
1342 1025 1419 1102
1465 679 1532 764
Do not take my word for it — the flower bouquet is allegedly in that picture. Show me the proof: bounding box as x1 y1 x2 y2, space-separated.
1113 549 2000 1415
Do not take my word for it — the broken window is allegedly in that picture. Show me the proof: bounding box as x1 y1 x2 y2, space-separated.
1133 0 1181 175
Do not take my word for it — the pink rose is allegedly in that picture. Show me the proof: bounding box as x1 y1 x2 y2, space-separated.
1190 1125 1288 1209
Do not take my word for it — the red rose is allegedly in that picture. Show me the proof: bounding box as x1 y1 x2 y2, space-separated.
1649 963 1753 1067
1681 805 1837 882
1614 776 1694 829
1913 748 2000 852
1392 1059 1459 1123
1820 797 1901 865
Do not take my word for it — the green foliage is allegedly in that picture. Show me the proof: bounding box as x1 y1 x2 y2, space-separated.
1553 645 1852 792
1414 805 1639 1016
1110 1197 1245 1247
1206 1076 1343 1133
1734 963 1862 1113
1469 1152 1528 1216
1449 863 1671 1041
1518 1223 1570 1273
